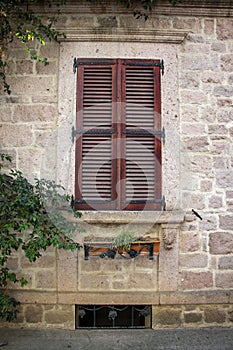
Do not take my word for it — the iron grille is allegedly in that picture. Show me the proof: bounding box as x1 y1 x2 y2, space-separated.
75 305 152 329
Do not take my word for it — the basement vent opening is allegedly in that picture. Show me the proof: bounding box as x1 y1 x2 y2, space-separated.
75 305 152 329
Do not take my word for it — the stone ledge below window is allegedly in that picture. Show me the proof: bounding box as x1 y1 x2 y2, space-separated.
79 210 185 225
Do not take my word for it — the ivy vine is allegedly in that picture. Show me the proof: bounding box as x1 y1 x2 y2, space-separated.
0 153 81 321
0 0 181 94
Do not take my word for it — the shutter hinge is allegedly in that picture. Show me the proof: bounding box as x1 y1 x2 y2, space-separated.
73 58 115 73
123 59 164 75
72 126 76 143
162 195 166 211
122 127 165 145
160 59 164 76
161 126 165 145
73 58 77 74
72 127 115 143
73 58 164 74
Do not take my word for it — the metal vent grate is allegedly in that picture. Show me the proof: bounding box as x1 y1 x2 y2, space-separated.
75 305 152 329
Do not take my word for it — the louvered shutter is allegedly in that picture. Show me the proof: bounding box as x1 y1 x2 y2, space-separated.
75 60 117 210
120 60 162 210
74 59 162 211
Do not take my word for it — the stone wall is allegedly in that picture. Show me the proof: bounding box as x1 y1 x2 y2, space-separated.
0 0 232 329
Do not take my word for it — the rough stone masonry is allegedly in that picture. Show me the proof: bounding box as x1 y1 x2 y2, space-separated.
0 0 232 329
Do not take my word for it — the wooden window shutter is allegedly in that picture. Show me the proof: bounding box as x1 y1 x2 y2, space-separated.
120 60 162 210
74 59 162 211
75 59 117 210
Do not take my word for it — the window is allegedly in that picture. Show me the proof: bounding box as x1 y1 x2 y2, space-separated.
73 59 164 211
75 305 152 329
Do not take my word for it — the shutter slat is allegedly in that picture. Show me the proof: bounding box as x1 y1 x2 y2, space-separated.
125 136 155 201
81 134 112 201
83 66 113 128
125 66 155 130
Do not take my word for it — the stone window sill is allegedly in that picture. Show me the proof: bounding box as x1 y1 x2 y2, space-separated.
79 210 185 225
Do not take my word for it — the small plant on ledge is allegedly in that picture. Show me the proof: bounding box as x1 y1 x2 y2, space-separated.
112 231 138 252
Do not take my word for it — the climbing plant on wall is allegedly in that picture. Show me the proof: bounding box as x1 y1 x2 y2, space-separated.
0 153 81 321
0 0 66 94
0 0 181 94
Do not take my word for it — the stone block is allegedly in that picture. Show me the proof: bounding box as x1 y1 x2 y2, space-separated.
213 85 233 98
204 307 226 324
228 310 233 322
13 104 56 122
173 17 199 31
128 272 157 290
213 157 227 170
156 308 182 326
180 105 199 123
216 272 233 289
182 192 205 210
12 49 29 60
36 61 58 75
180 271 213 290
217 109 232 123
229 74 233 84
79 274 111 290
208 124 228 136
44 305 73 325
184 312 202 323
211 42 226 52
208 195 223 209
218 256 233 270
18 148 44 179
35 270 56 289
180 90 208 105
200 180 212 192
69 15 94 28
199 216 218 231
185 136 209 152
57 250 78 292
160 291 230 305
209 232 233 255
204 19 215 35
217 18 233 40
8 76 56 96
188 155 213 173
9 305 24 324
221 54 233 72
180 232 200 253
97 16 118 28
16 60 34 75
219 215 233 230
6 257 19 271
21 254 55 269
180 253 208 269
181 123 205 135
211 141 230 155
0 124 33 147
186 34 204 43
10 290 57 304
25 305 43 323
0 106 13 122
40 41 59 59
201 72 222 84
79 258 102 272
